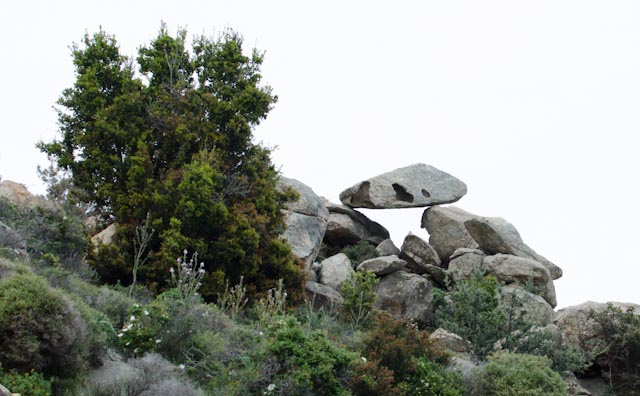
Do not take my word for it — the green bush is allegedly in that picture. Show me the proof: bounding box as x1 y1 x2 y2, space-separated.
266 316 356 396
474 352 565 396
589 303 640 395
340 240 379 266
340 270 379 330
435 271 509 360
401 358 465 396
362 312 449 385
0 273 91 377
0 368 52 396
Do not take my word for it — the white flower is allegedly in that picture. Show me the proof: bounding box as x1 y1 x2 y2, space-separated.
259 331 264 336
170 267 175 274
126 341 131 346
117 333 124 338
130 315 136 321
179 364 185 370
144 310 149 316
361 357 367 363
155 339 162 344
267 384 276 392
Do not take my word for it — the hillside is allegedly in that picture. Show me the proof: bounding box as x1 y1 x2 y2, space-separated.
1 170 638 396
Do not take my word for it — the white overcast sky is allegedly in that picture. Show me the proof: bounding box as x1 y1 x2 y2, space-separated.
1 1 639 308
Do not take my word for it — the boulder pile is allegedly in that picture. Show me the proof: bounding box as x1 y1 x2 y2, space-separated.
278 163 639 391
280 163 563 326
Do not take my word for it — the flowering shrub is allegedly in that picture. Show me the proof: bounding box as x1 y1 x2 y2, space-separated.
117 303 168 357
400 358 464 396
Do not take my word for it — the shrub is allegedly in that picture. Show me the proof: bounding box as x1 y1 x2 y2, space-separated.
340 270 379 330
0 273 91 377
474 352 566 396
400 358 465 396
0 368 52 396
340 240 379 266
349 359 402 396
266 316 356 396
362 312 449 385
589 303 640 395
77 352 203 396
435 271 508 360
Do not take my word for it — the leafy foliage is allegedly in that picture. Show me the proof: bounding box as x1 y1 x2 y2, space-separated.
400 358 465 396
435 270 508 359
474 352 566 396
0 273 95 377
589 303 640 395
339 270 379 330
340 240 379 266
0 369 52 396
38 24 303 301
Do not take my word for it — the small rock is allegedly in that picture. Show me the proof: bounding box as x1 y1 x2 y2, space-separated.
318 253 355 291
448 249 485 282
305 281 343 311
375 271 433 325
376 238 401 256
357 255 407 276
422 205 480 264
400 232 442 275
429 328 468 353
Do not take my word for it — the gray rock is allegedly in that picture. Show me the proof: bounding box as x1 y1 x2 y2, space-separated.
318 253 355 291
400 233 443 279
376 238 401 256
339 163 467 209
565 373 593 396
281 211 328 266
278 177 330 218
498 285 555 326
323 203 390 246
421 206 479 263
448 249 485 282
305 281 343 312
465 217 562 280
555 301 640 357
278 177 330 266
429 328 468 353
375 271 433 325
483 254 557 307
0 383 11 396
357 255 407 276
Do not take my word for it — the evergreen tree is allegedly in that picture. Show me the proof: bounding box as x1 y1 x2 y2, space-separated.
38 24 303 301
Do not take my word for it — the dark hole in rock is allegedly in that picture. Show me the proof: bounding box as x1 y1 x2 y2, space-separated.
392 183 414 203
421 189 431 198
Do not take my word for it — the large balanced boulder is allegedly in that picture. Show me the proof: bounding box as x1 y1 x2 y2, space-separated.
465 217 562 280
278 177 330 266
375 270 433 325
318 253 355 291
483 254 557 307
421 205 479 263
323 202 389 247
356 255 407 276
339 163 467 209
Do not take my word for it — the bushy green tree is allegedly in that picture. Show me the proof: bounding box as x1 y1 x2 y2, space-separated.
38 24 303 301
